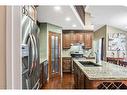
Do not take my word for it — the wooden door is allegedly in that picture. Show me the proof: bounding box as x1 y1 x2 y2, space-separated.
49 32 61 79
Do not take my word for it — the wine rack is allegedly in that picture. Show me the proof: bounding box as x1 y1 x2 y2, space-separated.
97 82 127 89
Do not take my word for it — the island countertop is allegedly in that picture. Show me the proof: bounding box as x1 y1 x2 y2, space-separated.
73 58 127 80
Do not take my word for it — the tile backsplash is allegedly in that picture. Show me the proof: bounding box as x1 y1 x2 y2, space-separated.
62 49 71 57
62 48 95 57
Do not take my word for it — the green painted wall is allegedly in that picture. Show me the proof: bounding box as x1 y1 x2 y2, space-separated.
39 23 48 63
39 23 62 63
47 23 62 33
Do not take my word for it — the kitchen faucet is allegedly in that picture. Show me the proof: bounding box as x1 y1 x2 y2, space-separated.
111 52 114 58
94 51 98 63
123 52 125 58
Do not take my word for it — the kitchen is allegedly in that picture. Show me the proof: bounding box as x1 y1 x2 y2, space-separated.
21 5 127 89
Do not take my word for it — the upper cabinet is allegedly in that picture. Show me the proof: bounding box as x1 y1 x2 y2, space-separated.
71 32 84 44
62 32 71 49
84 32 93 49
76 33 84 43
62 30 93 49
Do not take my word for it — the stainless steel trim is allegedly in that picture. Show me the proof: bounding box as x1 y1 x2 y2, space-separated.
26 79 29 89
32 34 38 61
22 69 29 75
29 34 36 76
32 79 40 89
22 15 32 44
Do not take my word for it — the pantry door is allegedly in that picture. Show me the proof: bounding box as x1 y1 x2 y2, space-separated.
48 32 61 79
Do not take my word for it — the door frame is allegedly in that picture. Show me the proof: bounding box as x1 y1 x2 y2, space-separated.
6 6 22 89
48 32 61 79
101 38 104 60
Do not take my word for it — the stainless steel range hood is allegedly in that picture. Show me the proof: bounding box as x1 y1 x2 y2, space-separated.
70 43 84 57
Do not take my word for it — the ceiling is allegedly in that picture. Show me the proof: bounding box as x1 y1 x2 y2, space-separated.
37 6 127 31
37 6 84 30
86 6 127 31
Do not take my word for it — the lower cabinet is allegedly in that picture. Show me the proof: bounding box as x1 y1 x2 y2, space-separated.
73 61 85 89
39 60 48 88
62 57 72 73
73 61 127 89
73 62 78 88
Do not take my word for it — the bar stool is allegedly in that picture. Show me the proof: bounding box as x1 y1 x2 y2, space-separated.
119 60 127 67
107 57 117 65
122 61 127 67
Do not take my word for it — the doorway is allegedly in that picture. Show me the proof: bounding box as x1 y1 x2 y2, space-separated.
48 32 61 79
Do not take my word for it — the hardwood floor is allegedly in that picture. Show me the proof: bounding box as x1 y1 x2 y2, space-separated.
43 73 74 89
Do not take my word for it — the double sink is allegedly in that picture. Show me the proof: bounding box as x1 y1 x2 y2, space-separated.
79 61 101 67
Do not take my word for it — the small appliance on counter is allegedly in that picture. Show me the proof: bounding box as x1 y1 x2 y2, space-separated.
70 43 84 58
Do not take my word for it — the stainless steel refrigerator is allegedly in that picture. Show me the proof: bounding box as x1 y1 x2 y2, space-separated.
22 9 40 89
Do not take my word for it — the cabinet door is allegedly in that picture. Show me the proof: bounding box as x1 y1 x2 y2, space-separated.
79 69 85 89
71 33 77 44
71 33 84 44
77 67 81 88
84 33 93 49
62 58 71 72
73 61 85 89
73 62 78 88
62 33 71 49
76 33 84 43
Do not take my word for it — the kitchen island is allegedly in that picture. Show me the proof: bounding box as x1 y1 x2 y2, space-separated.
73 58 127 89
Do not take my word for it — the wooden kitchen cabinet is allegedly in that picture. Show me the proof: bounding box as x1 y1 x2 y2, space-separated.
70 32 77 44
71 33 84 44
39 60 48 88
62 30 93 49
77 33 84 43
73 60 127 89
84 32 93 49
62 33 71 49
73 61 78 88
73 61 85 89
62 57 72 73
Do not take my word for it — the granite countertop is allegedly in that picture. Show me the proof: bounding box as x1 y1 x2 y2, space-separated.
73 58 127 80
62 56 71 58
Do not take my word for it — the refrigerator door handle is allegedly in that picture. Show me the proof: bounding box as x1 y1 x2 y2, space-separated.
29 34 36 76
32 34 38 62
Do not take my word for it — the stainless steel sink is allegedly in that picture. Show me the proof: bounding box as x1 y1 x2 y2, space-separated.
79 61 101 67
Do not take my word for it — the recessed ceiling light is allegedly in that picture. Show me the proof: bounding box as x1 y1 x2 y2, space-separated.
72 24 77 27
65 17 71 21
54 6 61 11
125 26 127 29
